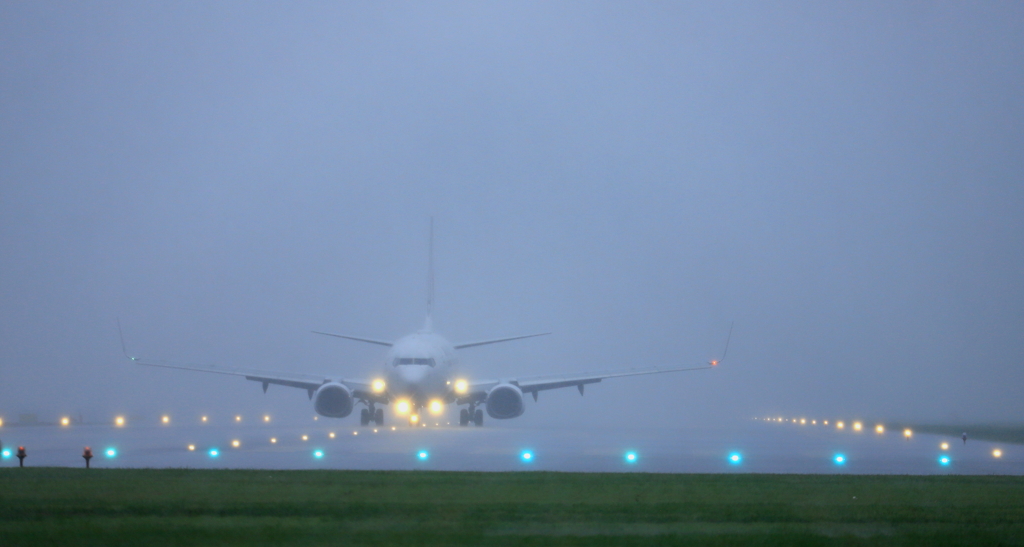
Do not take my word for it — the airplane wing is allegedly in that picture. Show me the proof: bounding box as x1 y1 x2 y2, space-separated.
460 363 717 402
126 357 374 400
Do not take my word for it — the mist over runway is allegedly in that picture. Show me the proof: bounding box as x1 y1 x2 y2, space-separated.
2 419 1017 475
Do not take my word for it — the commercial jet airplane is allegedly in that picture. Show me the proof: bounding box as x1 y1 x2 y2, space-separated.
122 223 728 427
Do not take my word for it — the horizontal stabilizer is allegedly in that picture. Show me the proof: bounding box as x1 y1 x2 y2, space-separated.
311 331 393 347
453 332 551 350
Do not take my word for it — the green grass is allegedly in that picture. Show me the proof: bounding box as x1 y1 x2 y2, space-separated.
2 469 1023 546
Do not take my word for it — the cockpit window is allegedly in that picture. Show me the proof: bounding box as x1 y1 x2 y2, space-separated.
392 357 436 367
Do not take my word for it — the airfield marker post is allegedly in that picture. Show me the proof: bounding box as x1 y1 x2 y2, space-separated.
17 446 26 467
83 447 93 469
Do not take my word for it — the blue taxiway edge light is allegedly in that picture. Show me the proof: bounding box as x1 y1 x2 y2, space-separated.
728 452 742 464
209 448 220 458
624 451 638 463
105 448 117 458
313 450 324 459
521 450 534 462
939 455 951 466
1 449 10 458
417 451 429 461
834 454 846 465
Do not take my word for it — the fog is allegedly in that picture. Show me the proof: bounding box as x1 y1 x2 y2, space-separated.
1 2 1022 430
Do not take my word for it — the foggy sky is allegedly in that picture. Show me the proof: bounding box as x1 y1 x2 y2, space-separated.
1 2 1022 428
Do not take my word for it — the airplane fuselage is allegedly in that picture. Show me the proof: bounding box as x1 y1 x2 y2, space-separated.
381 331 459 416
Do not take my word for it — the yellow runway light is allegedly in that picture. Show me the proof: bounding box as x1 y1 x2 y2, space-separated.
61 417 70 426
188 444 195 451
231 440 240 448
428 400 444 415
903 428 912 438
353 431 358 436
201 416 208 422
941 442 949 450
115 416 125 427
395 400 411 415
875 425 884 434
301 435 308 441
993 449 1003 458
329 432 335 439
800 419 806 425
263 415 270 422
824 420 829 425
837 421 845 430
812 420 816 425
391 426 396 431
372 379 386 393
373 429 378 433
162 415 170 424
0 417 4 427
270 438 277 444
853 422 863 432
454 379 468 394
235 415 242 422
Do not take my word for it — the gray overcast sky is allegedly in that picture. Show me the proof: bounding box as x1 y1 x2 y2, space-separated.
1 2 1022 427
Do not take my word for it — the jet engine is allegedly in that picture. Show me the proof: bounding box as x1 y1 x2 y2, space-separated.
313 382 354 418
485 383 525 419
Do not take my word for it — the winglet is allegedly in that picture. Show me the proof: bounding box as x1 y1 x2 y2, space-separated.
116 318 137 361
709 322 734 367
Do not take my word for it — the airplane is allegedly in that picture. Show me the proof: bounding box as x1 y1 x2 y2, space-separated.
121 222 729 427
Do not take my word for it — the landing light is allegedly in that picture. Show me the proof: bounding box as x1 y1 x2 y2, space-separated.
61 417 70 426
729 453 742 464
939 456 951 466
904 429 913 439
625 451 637 463
428 400 444 415
417 451 429 461
410 414 420 425
395 400 411 415
372 379 386 393
106 448 117 458
521 451 534 462
834 454 846 465
454 379 468 394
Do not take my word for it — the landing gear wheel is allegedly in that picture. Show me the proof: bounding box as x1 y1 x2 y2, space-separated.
374 408 384 426
459 409 469 426
473 409 484 427
360 408 370 426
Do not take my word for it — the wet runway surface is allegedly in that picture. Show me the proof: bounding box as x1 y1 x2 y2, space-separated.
1 418 1019 474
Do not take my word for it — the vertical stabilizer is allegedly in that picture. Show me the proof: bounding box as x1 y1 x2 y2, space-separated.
424 217 435 332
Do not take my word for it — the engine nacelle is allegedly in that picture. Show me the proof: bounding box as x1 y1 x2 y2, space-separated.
313 382 354 418
485 383 525 419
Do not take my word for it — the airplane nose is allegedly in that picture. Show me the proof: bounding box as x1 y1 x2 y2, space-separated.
400 365 430 383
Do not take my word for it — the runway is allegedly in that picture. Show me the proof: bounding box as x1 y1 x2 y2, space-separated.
1 417 1018 474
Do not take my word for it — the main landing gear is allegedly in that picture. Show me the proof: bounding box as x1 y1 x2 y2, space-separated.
360 405 384 426
459 405 483 427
